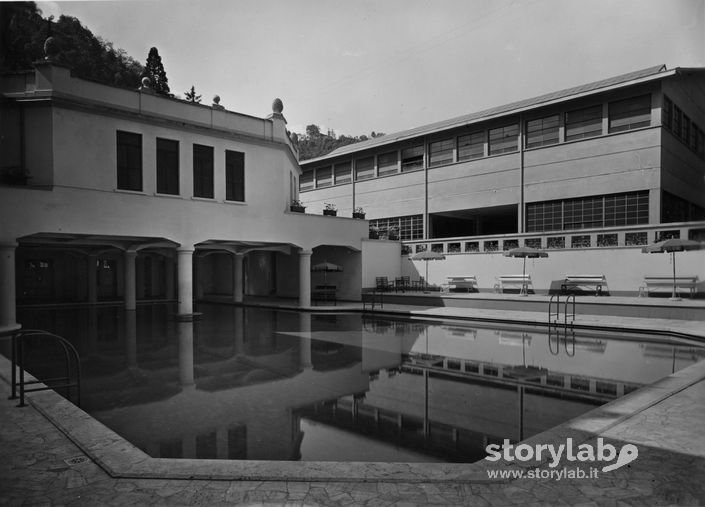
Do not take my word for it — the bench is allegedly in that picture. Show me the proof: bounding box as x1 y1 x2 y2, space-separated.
362 291 383 310
312 285 336 305
642 276 698 298
495 275 532 294
561 275 607 296
443 276 478 293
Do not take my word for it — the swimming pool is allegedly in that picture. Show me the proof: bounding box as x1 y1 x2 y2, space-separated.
11 303 705 464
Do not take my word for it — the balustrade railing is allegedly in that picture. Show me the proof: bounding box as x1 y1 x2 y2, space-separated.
401 221 705 255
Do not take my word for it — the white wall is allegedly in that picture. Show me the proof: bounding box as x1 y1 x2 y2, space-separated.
361 239 402 289
403 247 705 295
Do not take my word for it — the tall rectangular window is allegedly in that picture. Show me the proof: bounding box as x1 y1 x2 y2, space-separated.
662 95 672 130
526 115 559 148
334 162 351 184
300 170 314 191
488 124 518 155
401 145 424 172
355 157 374 180
316 166 332 188
609 94 651 133
116 131 142 191
377 151 398 176
457 131 484 161
225 150 245 202
428 138 454 167
156 138 179 195
565 105 602 141
673 106 682 139
682 115 691 147
690 121 698 151
193 144 214 198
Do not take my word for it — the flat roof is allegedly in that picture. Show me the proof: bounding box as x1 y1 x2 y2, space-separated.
303 64 690 165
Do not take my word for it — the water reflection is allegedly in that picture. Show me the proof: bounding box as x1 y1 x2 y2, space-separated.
11 304 705 463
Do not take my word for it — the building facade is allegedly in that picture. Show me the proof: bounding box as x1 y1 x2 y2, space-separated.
0 58 369 332
300 65 705 241
299 66 705 294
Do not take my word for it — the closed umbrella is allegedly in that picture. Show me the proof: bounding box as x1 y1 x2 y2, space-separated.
503 246 548 296
409 249 446 292
642 238 704 301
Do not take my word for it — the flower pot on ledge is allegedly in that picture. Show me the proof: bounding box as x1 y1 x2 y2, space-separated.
290 205 305 213
323 209 337 216
352 212 366 219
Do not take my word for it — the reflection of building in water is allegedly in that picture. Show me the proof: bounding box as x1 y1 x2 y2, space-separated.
79 310 371 461
16 306 705 463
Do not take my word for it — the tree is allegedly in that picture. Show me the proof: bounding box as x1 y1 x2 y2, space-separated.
306 124 321 138
1 2 49 70
184 85 201 103
144 47 169 95
295 124 387 160
0 3 143 89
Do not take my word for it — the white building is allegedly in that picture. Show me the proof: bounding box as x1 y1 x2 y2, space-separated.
0 58 369 333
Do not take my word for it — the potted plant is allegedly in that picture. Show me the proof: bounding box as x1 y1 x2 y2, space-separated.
352 206 366 219
290 199 306 213
323 203 337 216
388 227 399 241
369 226 380 239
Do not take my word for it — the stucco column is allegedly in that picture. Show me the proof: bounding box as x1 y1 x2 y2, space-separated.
0 242 19 333
232 253 244 303
124 250 137 311
87 254 97 304
298 249 312 308
177 247 194 317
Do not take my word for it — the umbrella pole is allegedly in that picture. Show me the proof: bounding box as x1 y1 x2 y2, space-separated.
425 261 429 292
521 257 527 296
670 251 680 301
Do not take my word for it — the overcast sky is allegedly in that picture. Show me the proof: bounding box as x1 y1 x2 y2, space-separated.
37 0 705 137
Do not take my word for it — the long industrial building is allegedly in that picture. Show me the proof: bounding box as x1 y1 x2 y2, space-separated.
300 65 705 294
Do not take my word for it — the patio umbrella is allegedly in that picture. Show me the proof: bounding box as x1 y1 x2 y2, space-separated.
409 249 446 292
503 246 548 296
641 238 704 301
311 261 343 285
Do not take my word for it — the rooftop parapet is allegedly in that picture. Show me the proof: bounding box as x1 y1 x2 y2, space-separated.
2 55 298 160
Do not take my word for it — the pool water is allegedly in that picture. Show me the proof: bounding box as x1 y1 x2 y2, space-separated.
11 303 705 463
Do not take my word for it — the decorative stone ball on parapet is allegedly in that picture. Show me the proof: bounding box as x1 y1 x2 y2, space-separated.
43 36 60 61
268 98 286 123
139 76 153 93
212 95 225 110
272 98 284 114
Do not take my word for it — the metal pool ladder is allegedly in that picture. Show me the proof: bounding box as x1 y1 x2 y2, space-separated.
8 329 82 408
548 294 576 325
